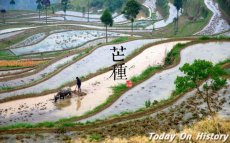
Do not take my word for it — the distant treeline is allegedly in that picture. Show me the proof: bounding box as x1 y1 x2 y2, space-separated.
90 0 128 12
217 0 230 23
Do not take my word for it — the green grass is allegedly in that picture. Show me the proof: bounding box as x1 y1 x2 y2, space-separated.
111 36 129 44
0 50 19 60
0 122 55 131
0 35 30 50
217 59 230 66
88 134 103 142
198 35 230 41
165 43 186 65
0 123 34 130
156 0 169 19
177 14 211 36
0 86 15 91
0 50 13 57
131 66 162 83
151 10 212 38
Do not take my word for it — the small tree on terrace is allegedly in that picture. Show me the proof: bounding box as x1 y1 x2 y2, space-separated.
61 0 69 21
36 0 42 21
10 0 15 9
1 9 6 24
175 60 227 131
122 0 141 36
100 9 113 43
82 7 86 17
42 0 50 24
173 0 183 33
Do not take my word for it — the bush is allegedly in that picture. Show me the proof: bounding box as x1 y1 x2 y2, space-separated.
199 36 210 40
145 100 151 108
89 134 102 142
165 43 185 65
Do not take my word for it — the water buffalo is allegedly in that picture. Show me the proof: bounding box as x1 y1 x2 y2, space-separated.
54 87 72 102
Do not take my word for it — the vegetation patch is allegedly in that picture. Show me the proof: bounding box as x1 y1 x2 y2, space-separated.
111 36 129 44
217 0 230 23
0 60 45 68
156 0 169 19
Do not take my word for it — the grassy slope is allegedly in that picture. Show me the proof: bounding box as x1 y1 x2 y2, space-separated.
156 0 169 19
148 0 212 38
216 0 230 23
75 117 230 143
151 11 212 38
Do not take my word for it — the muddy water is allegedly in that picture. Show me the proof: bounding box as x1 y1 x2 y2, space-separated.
0 40 181 125
0 39 160 100
81 42 230 122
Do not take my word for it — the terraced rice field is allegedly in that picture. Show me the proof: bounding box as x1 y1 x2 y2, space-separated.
0 0 229 142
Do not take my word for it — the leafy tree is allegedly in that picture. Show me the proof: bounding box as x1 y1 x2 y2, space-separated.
122 0 141 36
173 0 182 33
36 0 42 21
10 0 15 10
42 0 50 24
151 12 157 32
100 9 113 43
10 0 15 5
51 6 55 14
87 0 90 22
175 60 227 131
61 0 69 21
1 9 6 24
82 7 86 17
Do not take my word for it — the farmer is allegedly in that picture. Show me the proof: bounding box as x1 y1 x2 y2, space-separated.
75 77 81 93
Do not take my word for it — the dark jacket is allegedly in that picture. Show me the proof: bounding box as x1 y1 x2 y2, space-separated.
77 78 81 86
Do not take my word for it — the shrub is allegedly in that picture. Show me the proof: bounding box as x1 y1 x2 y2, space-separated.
145 100 151 108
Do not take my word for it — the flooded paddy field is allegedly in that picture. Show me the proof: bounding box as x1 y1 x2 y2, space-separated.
0 39 161 100
10 30 129 55
82 42 230 122
0 41 187 125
